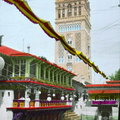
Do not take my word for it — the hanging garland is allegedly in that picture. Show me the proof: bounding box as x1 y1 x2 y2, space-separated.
4 0 108 79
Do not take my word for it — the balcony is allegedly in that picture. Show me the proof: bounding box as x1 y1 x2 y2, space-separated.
13 99 72 108
13 99 25 107
91 100 118 107
7 99 73 120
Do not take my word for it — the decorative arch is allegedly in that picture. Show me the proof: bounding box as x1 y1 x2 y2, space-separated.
67 4 72 16
67 37 72 46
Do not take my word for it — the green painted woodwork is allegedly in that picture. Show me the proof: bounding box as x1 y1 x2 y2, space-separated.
1 55 74 89
90 94 120 100
25 58 33 77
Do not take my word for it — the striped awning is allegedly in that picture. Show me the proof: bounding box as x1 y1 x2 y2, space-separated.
88 90 120 94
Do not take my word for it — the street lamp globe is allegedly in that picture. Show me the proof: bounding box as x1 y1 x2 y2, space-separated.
61 96 65 100
0 56 5 70
38 91 41 94
52 93 55 97
70 97 73 101
47 96 52 101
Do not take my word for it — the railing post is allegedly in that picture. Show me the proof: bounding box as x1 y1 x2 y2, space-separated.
24 89 30 107
35 89 40 107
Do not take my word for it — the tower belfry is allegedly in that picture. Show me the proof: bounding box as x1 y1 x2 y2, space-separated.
55 0 92 83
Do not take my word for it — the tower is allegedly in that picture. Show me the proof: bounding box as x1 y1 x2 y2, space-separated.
55 0 91 83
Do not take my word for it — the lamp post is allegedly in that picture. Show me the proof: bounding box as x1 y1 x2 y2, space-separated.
60 91 65 101
61 95 65 101
47 90 52 101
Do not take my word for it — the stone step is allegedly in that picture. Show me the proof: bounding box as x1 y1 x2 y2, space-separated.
64 111 81 120
65 113 78 116
66 116 80 120
65 114 80 118
64 117 80 120
65 112 79 116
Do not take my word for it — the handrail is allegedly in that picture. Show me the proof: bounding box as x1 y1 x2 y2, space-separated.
13 99 72 107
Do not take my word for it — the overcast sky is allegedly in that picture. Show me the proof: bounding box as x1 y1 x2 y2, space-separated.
0 0 120 83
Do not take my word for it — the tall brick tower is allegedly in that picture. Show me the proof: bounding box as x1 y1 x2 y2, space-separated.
55 0 91 83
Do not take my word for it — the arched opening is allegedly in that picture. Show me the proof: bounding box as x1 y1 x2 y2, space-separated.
101 112 109 120
67 4 72 16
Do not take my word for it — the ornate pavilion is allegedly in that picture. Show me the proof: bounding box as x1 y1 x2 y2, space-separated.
85 80 120 120
0 45 76 120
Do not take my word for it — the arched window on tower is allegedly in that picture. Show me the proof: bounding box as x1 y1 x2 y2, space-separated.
78 6 81 15
67 37 72 46
67 4 72 17
62 8 65 18
74 7 77 16
67 53 72 63
58 9 61 18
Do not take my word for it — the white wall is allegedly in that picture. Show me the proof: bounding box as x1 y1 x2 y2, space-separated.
0 90 14 120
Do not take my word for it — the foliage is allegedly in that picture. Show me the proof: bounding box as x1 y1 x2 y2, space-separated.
9 76 73 89
39 56 48 61
109 69 120 81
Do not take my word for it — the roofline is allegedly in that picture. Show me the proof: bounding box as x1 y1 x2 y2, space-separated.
7 105 72 111
88 90 120 94
0 45 76 76
106 80 120 83
85 84 120 87
0 80 75 91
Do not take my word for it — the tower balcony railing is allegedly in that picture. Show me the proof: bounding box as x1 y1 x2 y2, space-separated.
91 100 118 106
13 99 72 108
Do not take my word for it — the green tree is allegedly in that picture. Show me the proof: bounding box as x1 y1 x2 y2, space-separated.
109 69 120 80
39 56 48 61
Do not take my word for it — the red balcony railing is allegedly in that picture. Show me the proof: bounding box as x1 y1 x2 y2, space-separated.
13 99 72 107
